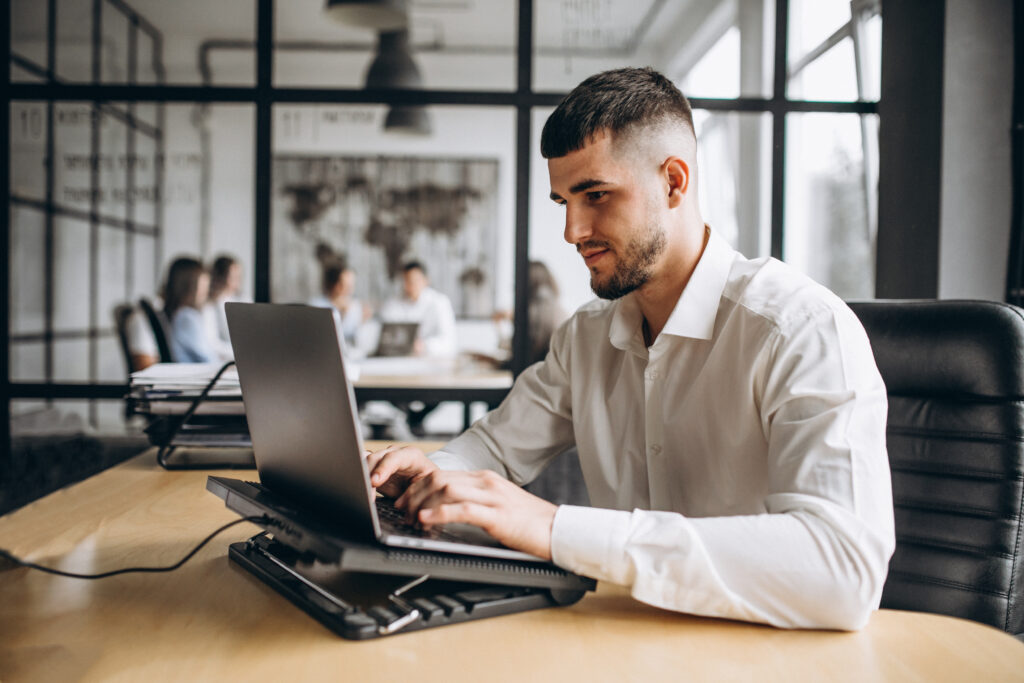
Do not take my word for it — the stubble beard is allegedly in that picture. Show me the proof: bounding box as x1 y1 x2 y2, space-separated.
588 221 667 300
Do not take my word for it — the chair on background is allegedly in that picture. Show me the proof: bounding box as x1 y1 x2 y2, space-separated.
113 302 135 377
848 299 1024 637
138 297 175 363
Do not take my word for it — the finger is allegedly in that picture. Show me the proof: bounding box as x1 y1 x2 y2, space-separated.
369 446 433 489
367 446 410 486
399 472 497 521
418 501 499 529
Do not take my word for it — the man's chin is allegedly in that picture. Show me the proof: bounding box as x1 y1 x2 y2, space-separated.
591 277 638 300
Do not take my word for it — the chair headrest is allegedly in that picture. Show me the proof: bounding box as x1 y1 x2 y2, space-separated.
847 299 1024 399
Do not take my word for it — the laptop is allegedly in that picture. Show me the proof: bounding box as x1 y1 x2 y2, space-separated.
224 302 538 562
373 321 419 357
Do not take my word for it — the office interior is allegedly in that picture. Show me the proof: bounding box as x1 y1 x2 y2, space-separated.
3 0 1020 514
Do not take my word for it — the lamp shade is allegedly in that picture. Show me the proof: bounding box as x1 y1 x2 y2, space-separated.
384 105 432 135
364 30 422 88
325 0 409 30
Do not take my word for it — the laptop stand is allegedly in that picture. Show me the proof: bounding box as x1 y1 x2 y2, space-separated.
208 476 596 639
231 533 586 639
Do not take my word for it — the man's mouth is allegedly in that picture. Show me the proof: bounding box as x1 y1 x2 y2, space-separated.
580 247 611 267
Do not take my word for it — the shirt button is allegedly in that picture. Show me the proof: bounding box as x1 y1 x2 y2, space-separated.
645 370 659 380
650 445 662 454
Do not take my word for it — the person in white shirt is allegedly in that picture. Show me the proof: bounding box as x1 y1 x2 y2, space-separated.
378 261 457 358
202 254 243 362
309 257 370 349
125 304 160 371
366 67 895 630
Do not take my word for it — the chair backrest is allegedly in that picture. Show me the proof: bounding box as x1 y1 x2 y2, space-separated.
138 297 175 363
112 302 136 376
848 299 1024 635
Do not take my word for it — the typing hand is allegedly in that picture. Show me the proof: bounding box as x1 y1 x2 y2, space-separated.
394 469 558 560
364 444 439 498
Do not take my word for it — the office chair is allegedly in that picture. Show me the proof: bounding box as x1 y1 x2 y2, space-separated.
113 302 136 376
138 297 175 363
848 299 1024 636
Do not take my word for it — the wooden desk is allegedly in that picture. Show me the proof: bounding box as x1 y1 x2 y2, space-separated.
2 449 1023 682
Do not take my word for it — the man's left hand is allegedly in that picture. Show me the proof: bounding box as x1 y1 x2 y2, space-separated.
394 469 558 560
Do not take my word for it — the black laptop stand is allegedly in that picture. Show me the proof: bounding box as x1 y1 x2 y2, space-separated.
208 476 596 639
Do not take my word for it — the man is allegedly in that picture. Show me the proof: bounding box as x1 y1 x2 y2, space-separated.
379 261 457 358
367 67 895 630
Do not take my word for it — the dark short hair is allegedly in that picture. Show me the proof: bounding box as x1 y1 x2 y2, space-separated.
402 260 426 276
321 257 350 294
540 67 695 159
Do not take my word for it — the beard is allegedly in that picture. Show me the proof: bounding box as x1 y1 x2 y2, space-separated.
586 222 667 300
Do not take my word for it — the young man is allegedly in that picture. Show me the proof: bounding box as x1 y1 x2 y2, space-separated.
367 67 895 630
379 261 458 358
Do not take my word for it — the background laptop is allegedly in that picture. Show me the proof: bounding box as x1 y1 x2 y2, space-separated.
374 321 419 357
225 302 538 562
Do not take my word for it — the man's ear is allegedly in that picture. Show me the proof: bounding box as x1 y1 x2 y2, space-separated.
663 157 690 208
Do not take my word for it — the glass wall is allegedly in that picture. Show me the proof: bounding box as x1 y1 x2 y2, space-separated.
7 0 883 439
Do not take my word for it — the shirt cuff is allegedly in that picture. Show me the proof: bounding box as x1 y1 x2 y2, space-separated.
427 449 475 472
550 505 635 584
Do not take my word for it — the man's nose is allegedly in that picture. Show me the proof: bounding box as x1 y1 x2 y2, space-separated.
563 205 591 245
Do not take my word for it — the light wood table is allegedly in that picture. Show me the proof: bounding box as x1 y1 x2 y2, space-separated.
2 445 1023 682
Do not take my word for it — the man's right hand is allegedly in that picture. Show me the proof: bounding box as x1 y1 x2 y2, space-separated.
364 444 439 498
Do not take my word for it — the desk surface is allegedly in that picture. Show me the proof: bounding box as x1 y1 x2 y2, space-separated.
2 446 1023 682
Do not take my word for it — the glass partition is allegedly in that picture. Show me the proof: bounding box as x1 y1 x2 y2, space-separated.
275 0 516 90
533 0 774 99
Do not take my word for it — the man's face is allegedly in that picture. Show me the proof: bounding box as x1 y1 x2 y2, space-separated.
547 131 667 300
403 267 428 301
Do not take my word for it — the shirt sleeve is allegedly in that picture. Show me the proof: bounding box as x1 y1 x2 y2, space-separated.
429 323 577 484
549 307 895 630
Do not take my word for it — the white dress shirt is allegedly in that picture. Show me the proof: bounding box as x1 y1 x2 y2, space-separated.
379 287 458 358
430 228 895 630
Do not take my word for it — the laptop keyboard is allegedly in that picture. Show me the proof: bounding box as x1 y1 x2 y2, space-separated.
375 498 470 544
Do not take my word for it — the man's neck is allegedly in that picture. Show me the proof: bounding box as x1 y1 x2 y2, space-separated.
637 223 710 346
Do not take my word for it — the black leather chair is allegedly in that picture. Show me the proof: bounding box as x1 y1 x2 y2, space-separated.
138 297 175 363
113 302 135 376
849 299 1024 636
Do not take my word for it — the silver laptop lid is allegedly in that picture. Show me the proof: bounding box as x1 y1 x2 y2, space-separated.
225 302 381 539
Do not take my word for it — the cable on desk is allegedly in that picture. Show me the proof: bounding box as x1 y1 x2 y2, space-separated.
0 515 269 580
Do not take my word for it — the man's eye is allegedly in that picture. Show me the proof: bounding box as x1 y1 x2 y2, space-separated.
587 191 607 201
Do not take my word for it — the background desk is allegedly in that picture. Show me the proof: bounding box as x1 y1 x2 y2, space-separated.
2 447 1023 682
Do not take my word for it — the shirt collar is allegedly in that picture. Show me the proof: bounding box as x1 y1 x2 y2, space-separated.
609 227 737 350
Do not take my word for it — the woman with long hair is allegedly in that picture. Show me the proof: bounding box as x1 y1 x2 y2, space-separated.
162 256 215 363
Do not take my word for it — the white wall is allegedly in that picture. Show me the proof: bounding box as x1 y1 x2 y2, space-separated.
938 0 1014 300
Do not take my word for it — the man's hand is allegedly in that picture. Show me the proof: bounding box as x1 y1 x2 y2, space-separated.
364 444 439 498
394 469 558 560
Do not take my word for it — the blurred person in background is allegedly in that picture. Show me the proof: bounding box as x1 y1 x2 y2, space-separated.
310 256 371 349
203 254 244 360
379 260 457 358
163 256 216 363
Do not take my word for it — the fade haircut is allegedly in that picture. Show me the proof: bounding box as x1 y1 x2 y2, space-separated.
540 67 695 159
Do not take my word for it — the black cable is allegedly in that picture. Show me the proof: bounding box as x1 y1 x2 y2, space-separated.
0 515 268 580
